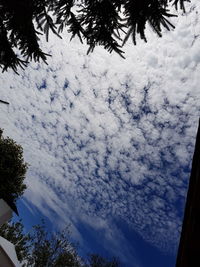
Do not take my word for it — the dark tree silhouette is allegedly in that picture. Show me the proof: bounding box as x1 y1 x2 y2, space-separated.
0 220 121 267
0 220 31 262
0 0 188 72
0 128 27 203
86 254 120 267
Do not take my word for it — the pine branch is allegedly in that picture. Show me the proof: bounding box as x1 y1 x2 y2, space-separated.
0 0 189 72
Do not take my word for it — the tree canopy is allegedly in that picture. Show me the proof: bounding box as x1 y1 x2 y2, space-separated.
0 220 120 267
0 128 27 203
0 0 189 73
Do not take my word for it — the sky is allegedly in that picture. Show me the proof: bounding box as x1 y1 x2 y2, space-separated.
0 1 200 266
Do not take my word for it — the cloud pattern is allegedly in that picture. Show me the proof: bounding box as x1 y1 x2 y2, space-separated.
0 0 200 261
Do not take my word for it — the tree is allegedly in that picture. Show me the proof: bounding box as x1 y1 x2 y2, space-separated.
0 128 27 203
0 0 188 73
86 254 120 267
26 221 81 267
0 220 31 262
0 220 121 267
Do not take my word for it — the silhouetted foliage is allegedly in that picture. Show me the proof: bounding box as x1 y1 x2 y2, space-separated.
27 222 81 267
0 220 31 262
0 220 121 267
0 128 27 202
0 0 189 72
86 254 120 267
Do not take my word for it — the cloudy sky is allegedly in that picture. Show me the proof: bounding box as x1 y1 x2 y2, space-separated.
1 1 200 266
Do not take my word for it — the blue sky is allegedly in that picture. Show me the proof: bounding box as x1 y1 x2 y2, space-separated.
1 1 200 266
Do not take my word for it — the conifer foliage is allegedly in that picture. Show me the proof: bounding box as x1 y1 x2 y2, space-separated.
0 0 188 72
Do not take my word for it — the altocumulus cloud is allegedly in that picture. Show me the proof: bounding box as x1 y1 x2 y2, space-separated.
0 0 200 263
